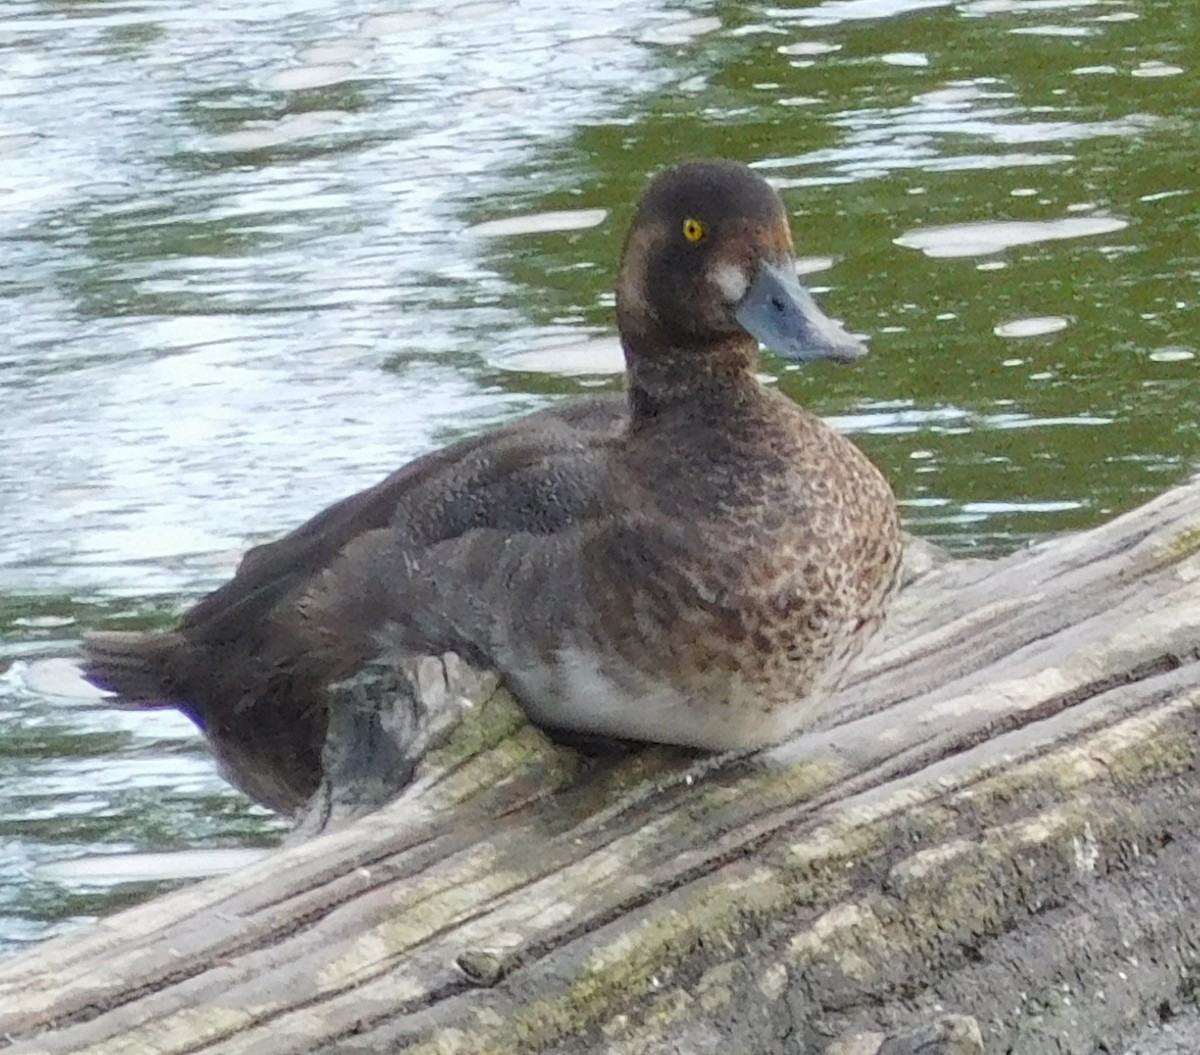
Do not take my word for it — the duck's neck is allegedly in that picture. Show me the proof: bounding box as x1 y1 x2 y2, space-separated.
623 333 763 427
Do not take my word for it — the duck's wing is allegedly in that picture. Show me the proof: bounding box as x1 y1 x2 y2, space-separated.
176 394 628 641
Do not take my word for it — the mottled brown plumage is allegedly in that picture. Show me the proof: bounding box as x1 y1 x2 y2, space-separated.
83 159 903 814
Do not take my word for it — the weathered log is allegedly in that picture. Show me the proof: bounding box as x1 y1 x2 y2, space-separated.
2 477 1199 1054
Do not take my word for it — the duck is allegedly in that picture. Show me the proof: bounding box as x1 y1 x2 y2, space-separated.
82 159 903 815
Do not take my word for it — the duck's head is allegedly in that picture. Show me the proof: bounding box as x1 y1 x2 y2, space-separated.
616 159 864 406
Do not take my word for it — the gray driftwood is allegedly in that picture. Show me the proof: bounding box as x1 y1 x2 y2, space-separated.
2 476 1200 1054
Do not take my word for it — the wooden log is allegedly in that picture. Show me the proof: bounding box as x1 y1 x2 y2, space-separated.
2 477 1199 1054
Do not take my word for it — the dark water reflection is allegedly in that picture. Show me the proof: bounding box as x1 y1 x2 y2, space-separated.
0 0 1196 953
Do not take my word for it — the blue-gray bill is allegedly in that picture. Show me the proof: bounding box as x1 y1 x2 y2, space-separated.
734 260 866 364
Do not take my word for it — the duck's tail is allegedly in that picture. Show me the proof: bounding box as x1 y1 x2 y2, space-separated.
81 630 185 706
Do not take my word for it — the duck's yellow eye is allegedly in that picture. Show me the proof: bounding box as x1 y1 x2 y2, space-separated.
682 217 706 243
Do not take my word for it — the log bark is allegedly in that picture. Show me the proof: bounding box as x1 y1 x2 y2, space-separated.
2 478 1200 1054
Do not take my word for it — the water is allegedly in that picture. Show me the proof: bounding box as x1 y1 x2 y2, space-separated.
0 0 1195 955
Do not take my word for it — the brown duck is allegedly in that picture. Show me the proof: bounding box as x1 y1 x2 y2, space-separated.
83 159 903 814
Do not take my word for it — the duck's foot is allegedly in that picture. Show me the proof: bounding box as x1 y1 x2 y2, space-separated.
291 651 482 837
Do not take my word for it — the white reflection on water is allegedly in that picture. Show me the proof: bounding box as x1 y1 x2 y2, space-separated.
1010 25 1099 38
993 316 1072 338
496 334 624 376
759 78 1156 183
466 209 609 238
768 0 954 28
828 404 1114 435
1147 347 1195 363
894 216 1127 258
1131 61 1185 78
960 0 1107 13
38 847 269 885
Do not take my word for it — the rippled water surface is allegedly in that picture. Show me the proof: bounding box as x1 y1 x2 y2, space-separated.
1 0 1196 953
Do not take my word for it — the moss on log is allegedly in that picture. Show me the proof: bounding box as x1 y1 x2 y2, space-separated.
2 478 1199 1054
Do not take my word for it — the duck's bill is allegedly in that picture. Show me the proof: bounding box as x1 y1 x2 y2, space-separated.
734 260 866 364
